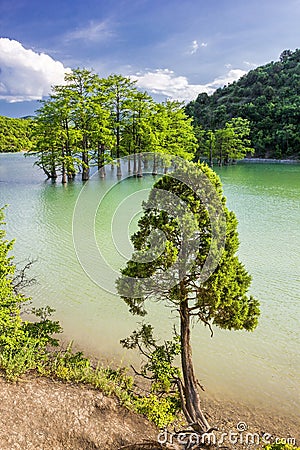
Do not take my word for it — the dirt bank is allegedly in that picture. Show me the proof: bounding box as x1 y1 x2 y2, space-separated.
0 374 299 449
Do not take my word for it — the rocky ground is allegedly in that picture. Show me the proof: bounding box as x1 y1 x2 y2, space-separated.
0 374 299 450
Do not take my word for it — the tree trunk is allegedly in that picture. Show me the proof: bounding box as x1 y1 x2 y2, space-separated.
137 153 143 177
61 160 67 184
143 154 149 170
61 146 67 184
133 151 137 175
116 94 122 178
98 143 106 178
97 143 102 170
82 151 89 181
82 135 89 181
180 299 210 434
128 154 131 174
152 153 157 175
49 148 57 179
219 143 223 167
117 158 122 177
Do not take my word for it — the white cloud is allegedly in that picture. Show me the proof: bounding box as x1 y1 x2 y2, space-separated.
190 40 199 54
243 60 257 68
188 40 207 55
209 69 247 88
0 38 70 102
65 20 114 43
132 68 246 102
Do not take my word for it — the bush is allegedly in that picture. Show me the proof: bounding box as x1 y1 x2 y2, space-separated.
134 393 181 429
264 443 300 450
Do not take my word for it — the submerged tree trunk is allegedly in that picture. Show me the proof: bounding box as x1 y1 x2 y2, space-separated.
117 158 122 178
82 136 89 181
61 166 67 184
137 153 143 177
116 98 122 178
143 153 149 170
61 146 67 184
128 154 131 174
219 143 223 167
133 150 137 175
42 164 56 180
152 152 157 175
179 299 210 434
98 143 106 178
42 148 57 180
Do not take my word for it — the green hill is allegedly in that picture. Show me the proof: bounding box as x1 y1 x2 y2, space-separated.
186 49 300 159
0 116 33 153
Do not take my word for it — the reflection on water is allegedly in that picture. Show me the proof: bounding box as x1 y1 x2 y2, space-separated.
0 153 299 415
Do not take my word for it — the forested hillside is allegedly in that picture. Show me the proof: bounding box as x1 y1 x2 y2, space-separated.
0 116 32 152
186 49 300 159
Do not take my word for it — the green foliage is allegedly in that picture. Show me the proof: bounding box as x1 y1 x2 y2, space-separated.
117 161 260 431
44 345 134 406
29 68 197 181
134 394 180 428
120 324 183 427
0 206 182 428
0 338 48 380
121 324 181 393
186 48 300 158
151 100 197 161
0 116 33 153
118 161 259 331
44 341 179 427
0 206 28 351
0 206 63 380
195 117 254 165
264 444 300 450
23 306 62 347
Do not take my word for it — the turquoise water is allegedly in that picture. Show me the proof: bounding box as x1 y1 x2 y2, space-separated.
0 153 299 415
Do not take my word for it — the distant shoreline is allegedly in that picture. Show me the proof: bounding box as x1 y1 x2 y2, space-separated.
1 152 300 165
240 157 300 164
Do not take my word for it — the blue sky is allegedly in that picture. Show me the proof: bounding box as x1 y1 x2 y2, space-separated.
1 0 300 117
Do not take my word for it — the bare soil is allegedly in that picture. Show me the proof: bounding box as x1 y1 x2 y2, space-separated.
0 374 299 450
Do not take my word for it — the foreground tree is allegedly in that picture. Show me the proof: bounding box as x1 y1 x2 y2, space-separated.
117 160 260 434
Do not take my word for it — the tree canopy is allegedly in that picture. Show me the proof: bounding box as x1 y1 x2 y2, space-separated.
30 69 197 182
194 117 254 165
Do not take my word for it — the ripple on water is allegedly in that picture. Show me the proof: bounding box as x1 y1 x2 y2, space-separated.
1 154 300 415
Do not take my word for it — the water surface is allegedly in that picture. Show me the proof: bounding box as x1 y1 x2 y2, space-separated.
0 153 299 415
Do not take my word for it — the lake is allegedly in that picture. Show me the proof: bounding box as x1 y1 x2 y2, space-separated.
0 153 299 416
